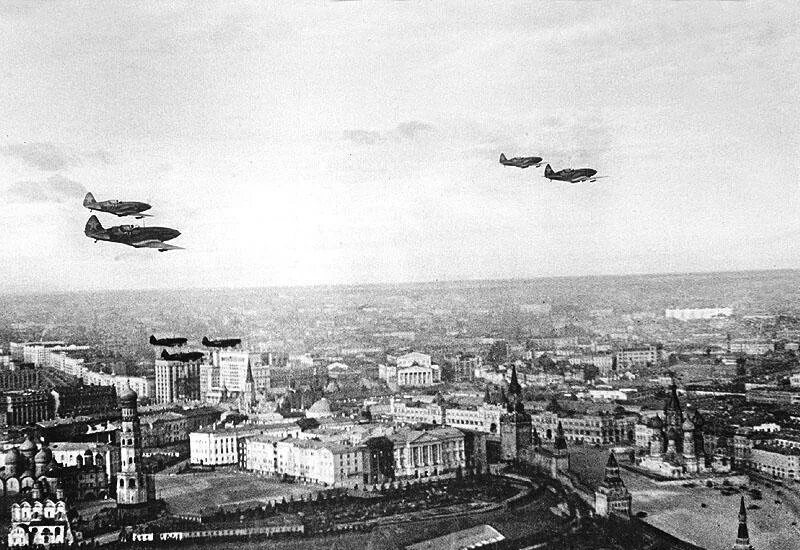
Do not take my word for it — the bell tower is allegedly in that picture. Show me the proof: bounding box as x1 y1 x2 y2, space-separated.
116 386 155 523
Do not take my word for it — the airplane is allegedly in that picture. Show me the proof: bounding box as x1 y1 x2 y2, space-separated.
85 215 183 252
149 335 187 347
543 164 607 183
499 153 543 169
161 349 205 362
202 337 242 348
83 192 152 219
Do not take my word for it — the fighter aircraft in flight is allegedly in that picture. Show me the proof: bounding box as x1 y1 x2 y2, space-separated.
202 337 242 348
83 192 152 219
84 215 183 252
543 164 607 183
149 335 187 347
161 349 205 362
499 153 543 169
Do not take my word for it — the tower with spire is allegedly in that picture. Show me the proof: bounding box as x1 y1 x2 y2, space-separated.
116 386 156 523
732 496 753 550
594 452 631 518
500 365 532 462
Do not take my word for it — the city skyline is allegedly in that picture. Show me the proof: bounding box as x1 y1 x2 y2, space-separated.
2 2 799 293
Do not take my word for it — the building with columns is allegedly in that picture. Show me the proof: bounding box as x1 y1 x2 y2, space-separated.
389 427 465 479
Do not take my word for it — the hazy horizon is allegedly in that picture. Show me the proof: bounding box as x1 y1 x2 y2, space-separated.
2 266 799 298
3 2 799 293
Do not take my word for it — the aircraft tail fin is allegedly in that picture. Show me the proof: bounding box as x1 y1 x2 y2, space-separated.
149 335 158 345
202 337 210 346
85 215 103 235
499 153 507 162
161 349 171 360
83 192 97 207
544 164 553 178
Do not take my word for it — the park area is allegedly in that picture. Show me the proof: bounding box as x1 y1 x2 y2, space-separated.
569 445 800 550
155 470 313 516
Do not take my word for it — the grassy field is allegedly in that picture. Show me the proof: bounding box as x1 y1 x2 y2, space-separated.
155 471 313 516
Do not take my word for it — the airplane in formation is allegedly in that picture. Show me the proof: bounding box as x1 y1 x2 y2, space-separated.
161 349 204 362
84 215 183 252
149 335 188 347
543 164 607 183
83 192 152 219
499 153 543 169
202 337 242 348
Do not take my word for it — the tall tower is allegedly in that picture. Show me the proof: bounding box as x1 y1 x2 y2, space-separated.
551 421 570 476
732 496 754 550
500 365 532 462
594 452 631 518
116 386 154 523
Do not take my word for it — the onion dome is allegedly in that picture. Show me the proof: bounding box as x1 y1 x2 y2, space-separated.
34 446 52 465
667 426 679 441
20 469 34 479
682 417 695 431
19 435 37 455
5 447 20 465
119 385 138 407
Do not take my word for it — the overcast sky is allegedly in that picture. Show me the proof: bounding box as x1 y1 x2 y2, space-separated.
1 1 798 293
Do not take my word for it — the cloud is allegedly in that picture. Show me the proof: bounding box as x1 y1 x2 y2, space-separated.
343 121 434 145
8 174 87 204
0 142 111 171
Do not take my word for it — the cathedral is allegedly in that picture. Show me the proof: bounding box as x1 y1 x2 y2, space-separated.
636 381 710 478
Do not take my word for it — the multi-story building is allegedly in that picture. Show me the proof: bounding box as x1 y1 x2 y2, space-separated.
1 390 53 426
139 411 188 448
189 424 286 466
664 308 732 321
389 427 465 479
615 346 659 369
274 439 366 486
530 408 638 445
746 388 800 406
51 384 117 418
80 371 154 400
729 340 774 355
155 357 201 404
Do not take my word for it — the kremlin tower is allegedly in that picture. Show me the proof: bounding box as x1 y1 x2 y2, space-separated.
732 496 753 550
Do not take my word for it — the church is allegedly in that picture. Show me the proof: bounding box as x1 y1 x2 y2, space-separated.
635 381 730 478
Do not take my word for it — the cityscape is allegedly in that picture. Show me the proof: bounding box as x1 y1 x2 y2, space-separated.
3 1 799 549
0 271 799 548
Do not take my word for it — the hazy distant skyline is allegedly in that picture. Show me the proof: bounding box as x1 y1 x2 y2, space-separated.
2 1 799 293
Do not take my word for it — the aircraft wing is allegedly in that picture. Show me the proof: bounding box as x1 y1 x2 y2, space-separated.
133 213 154 218
132 240 184 251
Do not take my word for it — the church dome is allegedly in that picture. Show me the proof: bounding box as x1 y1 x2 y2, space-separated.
119 386 138 407
5 448 20 465
34 446 52 464
19 435 37 454
682 418 695 431
667 426 679 440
